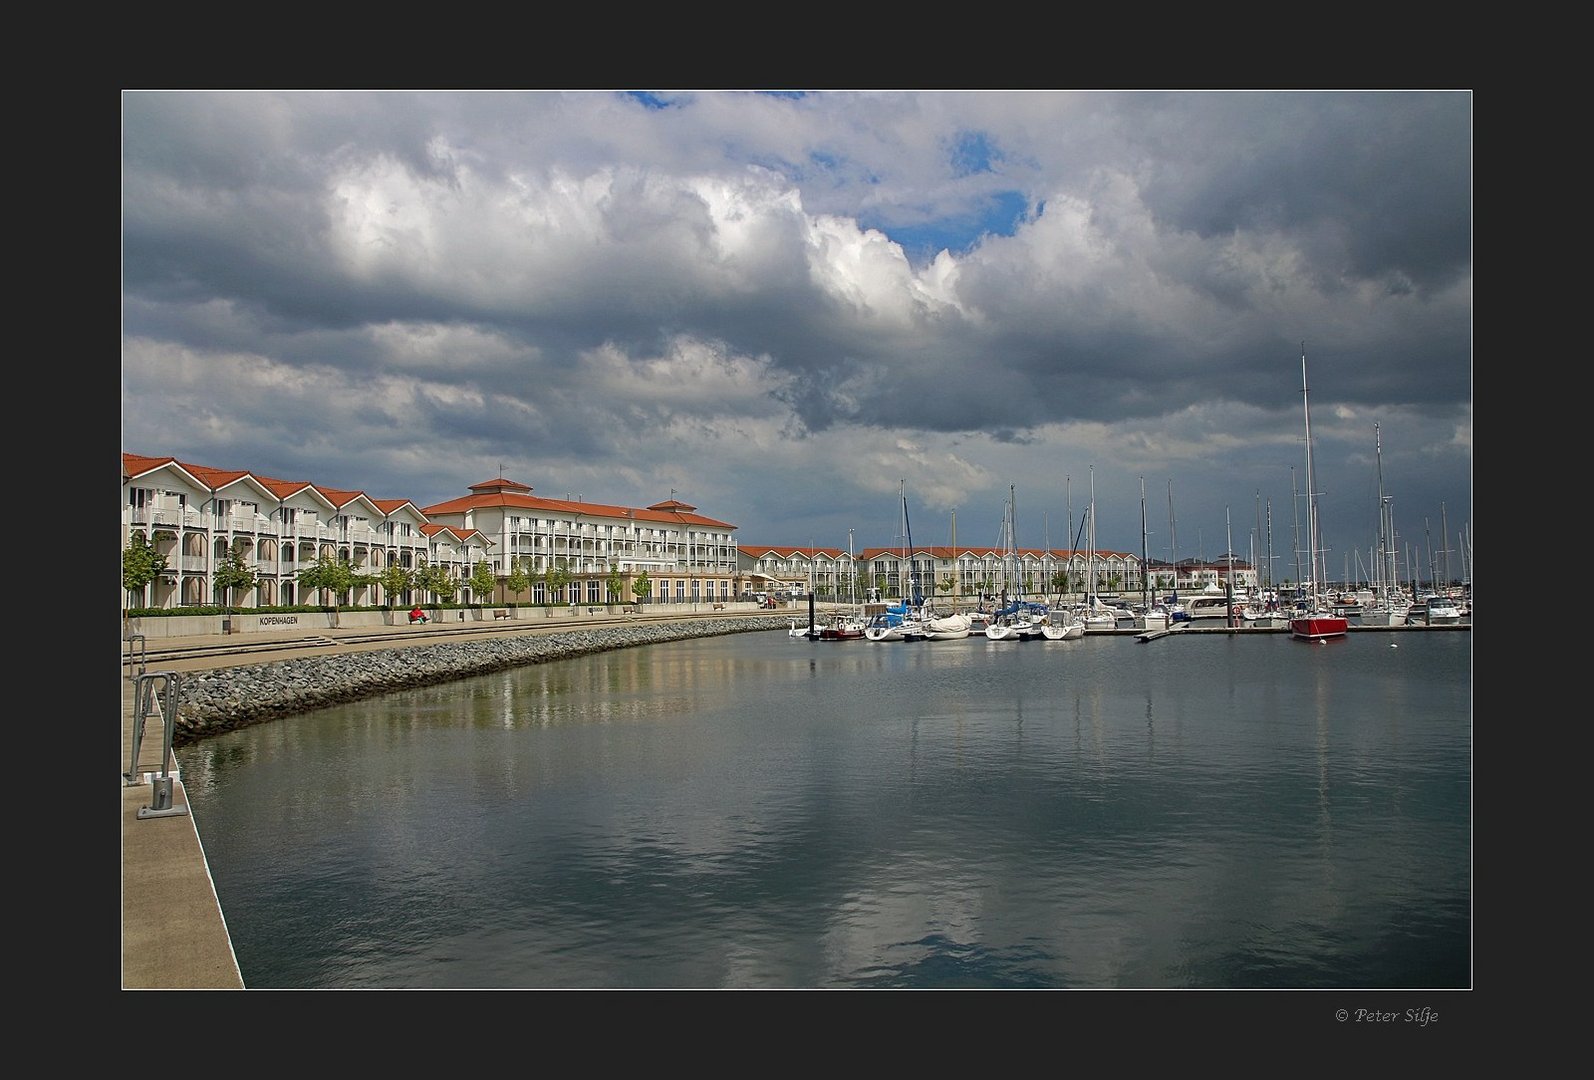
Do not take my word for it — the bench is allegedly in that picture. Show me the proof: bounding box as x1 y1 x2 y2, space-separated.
712 603 726 611
492 609 512 621
622 606 639 615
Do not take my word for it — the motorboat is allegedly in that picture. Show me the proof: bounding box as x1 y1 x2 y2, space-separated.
1183 591 1236 623
1411 594 1461 625
1134 605 1173 632
1041 612 1086 639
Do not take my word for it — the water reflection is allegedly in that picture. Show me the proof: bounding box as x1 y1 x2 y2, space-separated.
179 630 1471 989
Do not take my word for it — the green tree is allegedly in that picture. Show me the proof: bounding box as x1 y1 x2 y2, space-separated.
938 576 954 595
544 559 571 606
631 570 652 606
469 560 496 604
298 554 371 612
1049 570 1071 596
606 560 625 604
122 529 167 608
213 543 257 613
418 563 458 603
506 557 531 601
378 564 415 608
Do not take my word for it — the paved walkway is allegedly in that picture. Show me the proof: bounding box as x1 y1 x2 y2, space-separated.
122 667 244 989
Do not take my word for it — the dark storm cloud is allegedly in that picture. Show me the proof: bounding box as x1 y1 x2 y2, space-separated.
123 91 1470 577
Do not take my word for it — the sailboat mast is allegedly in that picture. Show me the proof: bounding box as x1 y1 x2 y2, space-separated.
1266 498 1274 600
950 509 957 610
1290 467 1303 596
1140 477 1150 610
1168 479 1178 603
1011 483 1018 600
1375 422 1394 599
1087 465 1097 604
1300 343 1322 603
1440 502 1451 590
1255 490 1264 593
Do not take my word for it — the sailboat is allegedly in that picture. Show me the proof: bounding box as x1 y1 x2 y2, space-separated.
1076 466 1130 631
1165 480 1188 623
789 544 822 639
1289 344 1350 642
865 481 923 641
914 509 973 640
1358 423 1410 627
985 485 1045 640
1133 477 1171 631
817 531 867 640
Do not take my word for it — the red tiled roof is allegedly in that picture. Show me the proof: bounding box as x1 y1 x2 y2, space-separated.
421 488 733 530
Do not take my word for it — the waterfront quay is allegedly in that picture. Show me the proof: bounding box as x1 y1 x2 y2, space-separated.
121 606 1467 989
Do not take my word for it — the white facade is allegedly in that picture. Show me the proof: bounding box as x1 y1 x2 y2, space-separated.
124 456 740 611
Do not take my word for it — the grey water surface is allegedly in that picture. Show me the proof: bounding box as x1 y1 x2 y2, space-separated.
177 629 1471 990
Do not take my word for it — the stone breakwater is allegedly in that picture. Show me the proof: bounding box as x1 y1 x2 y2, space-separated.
174 616 792 746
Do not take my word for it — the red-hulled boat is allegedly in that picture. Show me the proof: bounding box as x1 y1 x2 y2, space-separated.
1289 343 1348 642
1291 609 1348 641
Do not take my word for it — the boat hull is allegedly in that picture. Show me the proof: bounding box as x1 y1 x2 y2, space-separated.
1290 613 1349 640
1041 622 1085 640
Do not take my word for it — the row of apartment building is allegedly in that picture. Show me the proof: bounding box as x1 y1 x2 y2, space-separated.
122 453 1258 611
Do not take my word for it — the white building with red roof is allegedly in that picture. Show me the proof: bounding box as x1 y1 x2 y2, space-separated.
123 454 740 611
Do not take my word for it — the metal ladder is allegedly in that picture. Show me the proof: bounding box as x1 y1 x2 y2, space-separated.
125 672 189 819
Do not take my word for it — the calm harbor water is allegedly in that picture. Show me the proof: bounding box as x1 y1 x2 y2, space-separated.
177 629 1472 990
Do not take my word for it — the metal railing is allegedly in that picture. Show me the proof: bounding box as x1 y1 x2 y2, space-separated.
125 672 189 819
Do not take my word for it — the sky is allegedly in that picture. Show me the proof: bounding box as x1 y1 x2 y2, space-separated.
122 90 1472 587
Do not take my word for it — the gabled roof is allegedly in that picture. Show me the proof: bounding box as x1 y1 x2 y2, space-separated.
370 497 427 520
312 486 382 514
252 473 336 508
739 545 845 559
421 480 734 530
122 453 206 492
421 523 494 548
184 464 278 503
125 453 427 521
855 546 1136 560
